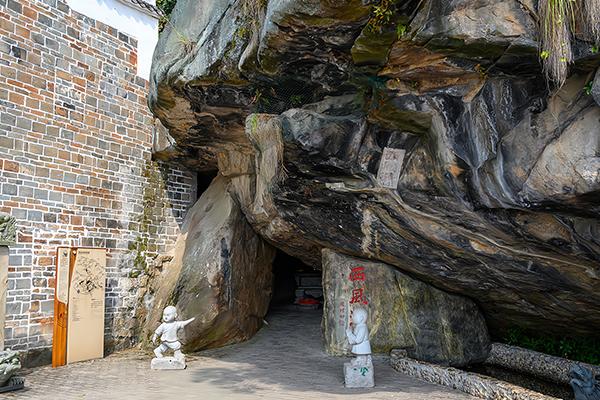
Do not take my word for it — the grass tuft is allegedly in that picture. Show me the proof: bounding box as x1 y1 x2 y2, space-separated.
538 0 600 87
504 327 600 365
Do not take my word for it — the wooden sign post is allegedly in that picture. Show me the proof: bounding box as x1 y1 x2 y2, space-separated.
52 247 106 367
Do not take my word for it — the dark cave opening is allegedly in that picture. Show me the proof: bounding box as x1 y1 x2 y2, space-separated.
269 250 323 311
197 170 218 200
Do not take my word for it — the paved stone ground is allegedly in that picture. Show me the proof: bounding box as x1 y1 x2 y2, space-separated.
6 308 476 399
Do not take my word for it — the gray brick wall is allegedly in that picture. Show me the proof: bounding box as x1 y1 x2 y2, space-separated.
0 0 196 356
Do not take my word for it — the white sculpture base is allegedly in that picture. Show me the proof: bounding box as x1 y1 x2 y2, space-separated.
151 356 186 370
344 361 374 388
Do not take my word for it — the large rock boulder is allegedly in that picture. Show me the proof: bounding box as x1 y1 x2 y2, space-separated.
322 249 490 366
148 0 600 340
142 176 275 350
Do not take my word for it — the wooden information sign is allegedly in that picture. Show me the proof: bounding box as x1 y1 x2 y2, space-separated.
52 247 106 367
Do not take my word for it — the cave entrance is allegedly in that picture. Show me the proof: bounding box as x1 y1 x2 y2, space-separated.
269 250 323 313
197 170 218 200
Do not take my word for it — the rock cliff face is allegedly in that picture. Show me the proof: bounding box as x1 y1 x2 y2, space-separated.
148 0 600 339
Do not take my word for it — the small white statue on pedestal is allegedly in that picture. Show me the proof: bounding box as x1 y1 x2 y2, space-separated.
151 306 194 370
344 307 374 388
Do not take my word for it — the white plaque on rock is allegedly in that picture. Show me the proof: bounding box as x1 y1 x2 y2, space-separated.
376 148 405 189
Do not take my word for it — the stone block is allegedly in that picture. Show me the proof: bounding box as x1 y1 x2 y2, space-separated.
150 357 186 370
344 362 374 388
322 249 490 366
2 184 17 196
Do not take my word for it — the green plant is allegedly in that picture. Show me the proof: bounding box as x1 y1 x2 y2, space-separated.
175 31 194 53
366 0 398 33
538 0 600 87
396 24 407 39
156 0 194 52
504 327 600 365
236 26 250 40
475 64 488 79
249 114 259 133
289 94 304 107
584 80 594 94
127 161 170 279
157 0 177 31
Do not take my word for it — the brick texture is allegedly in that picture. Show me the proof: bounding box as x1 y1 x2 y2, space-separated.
0 0 196 356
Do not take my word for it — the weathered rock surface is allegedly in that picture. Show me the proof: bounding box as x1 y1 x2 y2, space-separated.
142 176 275 350
593 69 600 106
322 250 490 366
149 0 600 339
0 214 16 246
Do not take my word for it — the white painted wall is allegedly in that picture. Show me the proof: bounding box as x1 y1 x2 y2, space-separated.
66 0 159 80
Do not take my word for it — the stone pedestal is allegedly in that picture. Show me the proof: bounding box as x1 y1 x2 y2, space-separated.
344 362 374 388
151 356 186 370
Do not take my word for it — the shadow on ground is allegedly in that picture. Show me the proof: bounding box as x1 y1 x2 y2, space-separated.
187 308 470 397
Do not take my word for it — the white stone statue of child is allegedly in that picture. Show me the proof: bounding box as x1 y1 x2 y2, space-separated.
346 307 372 367
152 306 195 360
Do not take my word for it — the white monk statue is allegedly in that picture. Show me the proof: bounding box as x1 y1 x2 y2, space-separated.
343 306 374 387
152 306 195 360
346 307 372 367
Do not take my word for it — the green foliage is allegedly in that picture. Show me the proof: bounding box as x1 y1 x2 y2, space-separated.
249 113 259 133
289 94 304 107
366 0 399 33
396 24 407 39
538 0 600 87
129 236 149 278
127 161 169 279
156 0 194 50
157 0 177 16
157 0 177 31
236 26 251 40
504 327 600 365
584 80 594 94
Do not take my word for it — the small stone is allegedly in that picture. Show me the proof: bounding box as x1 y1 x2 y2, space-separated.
150 356 186 370
344 361 374 388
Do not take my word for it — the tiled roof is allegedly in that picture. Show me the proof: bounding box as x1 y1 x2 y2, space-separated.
120 0 163 18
